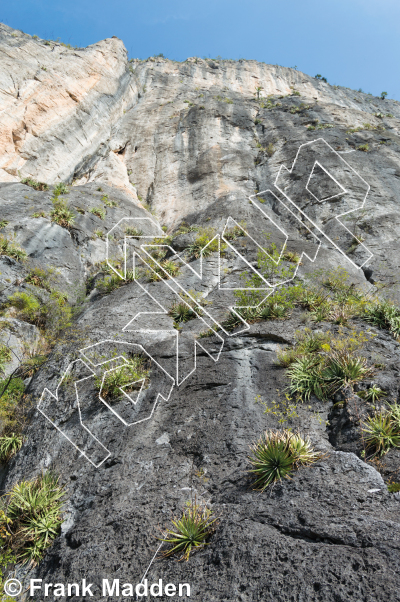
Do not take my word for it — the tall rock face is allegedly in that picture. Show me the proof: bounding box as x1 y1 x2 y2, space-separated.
0 22 400 602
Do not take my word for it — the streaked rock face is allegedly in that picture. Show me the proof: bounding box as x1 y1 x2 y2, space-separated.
1 22 400 602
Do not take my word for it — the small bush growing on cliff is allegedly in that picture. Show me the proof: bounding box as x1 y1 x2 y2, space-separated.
125 227 144 238
8 292 42 326
361 410 400 456
25 266 55 292
147 259 180 282
0 235 27 261
50 198 75 229
89 207 106 220
0 346 12 376
288 350 373 401
280 327 374 401
0 377 26 434
8 291 72 340
249 430 320 490
53 183 69 195
20 178 49 191
169 302 198 326
363 300 400 339
101 195 118 208
0 433 24 462
0 472 64 565
96 355 150 400
160 500 218 561
186 227 226 259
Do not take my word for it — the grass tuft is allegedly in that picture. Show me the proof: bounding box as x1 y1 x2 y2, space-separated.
160 500 217 561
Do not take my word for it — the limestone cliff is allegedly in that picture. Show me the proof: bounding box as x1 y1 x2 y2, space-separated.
0 22 400 602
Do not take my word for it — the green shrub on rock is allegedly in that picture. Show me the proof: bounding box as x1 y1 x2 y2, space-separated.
249 430 320 490
0 472 64 565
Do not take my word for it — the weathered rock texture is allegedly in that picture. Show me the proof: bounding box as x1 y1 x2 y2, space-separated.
0 21 400 602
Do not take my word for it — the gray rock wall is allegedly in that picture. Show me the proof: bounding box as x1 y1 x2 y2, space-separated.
0 22 399 602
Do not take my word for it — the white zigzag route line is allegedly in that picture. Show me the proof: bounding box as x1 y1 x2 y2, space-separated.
37 138 373 467
274 137 372 270
122 260 225 386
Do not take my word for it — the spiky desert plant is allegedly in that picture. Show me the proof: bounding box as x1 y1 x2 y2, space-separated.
364 385 386 403
362 411 400 455
2 472 64 565
364 301 400 338
0 235 27 261
388 402 400 430
285 432 321 467
287 355 329 401
148 259 180 281
169 302 196 324
249 431 294 490
160 501 218 561
324 350 373 389
50 199 75 229
0 433 24 462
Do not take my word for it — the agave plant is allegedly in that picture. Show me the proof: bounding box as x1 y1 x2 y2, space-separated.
287 355 329 401
364 301 400 338
249 432 294 490
286 433 321 467
161 501 217 561
388 402 400 430
362 411 400 455
50 200 75 229
169 302 196 324
0 433 24 462
3 472 64 565
324 350 373 389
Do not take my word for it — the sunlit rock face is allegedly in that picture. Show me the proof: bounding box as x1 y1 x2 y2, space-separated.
0 22 400 602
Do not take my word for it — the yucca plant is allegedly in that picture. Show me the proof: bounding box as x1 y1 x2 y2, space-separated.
249 430 320 490
148 260 180 281
261 302 289 320
364 301 400 339
361 411 400 455
169 302 196 323
364 385 386 403
287 355 330 401
0 235 27 261
282 251 301 263
53 183 69 195
249 432 294 489
310 304 330 322
2 472 64 565
388 402 400 430
160 501 218 561
21 178 49 191
324 350 373 389
0 345 12 376
0 433 24 462
285 432 321 467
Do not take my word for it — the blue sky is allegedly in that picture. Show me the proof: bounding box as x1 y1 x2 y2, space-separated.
1 0 399 100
